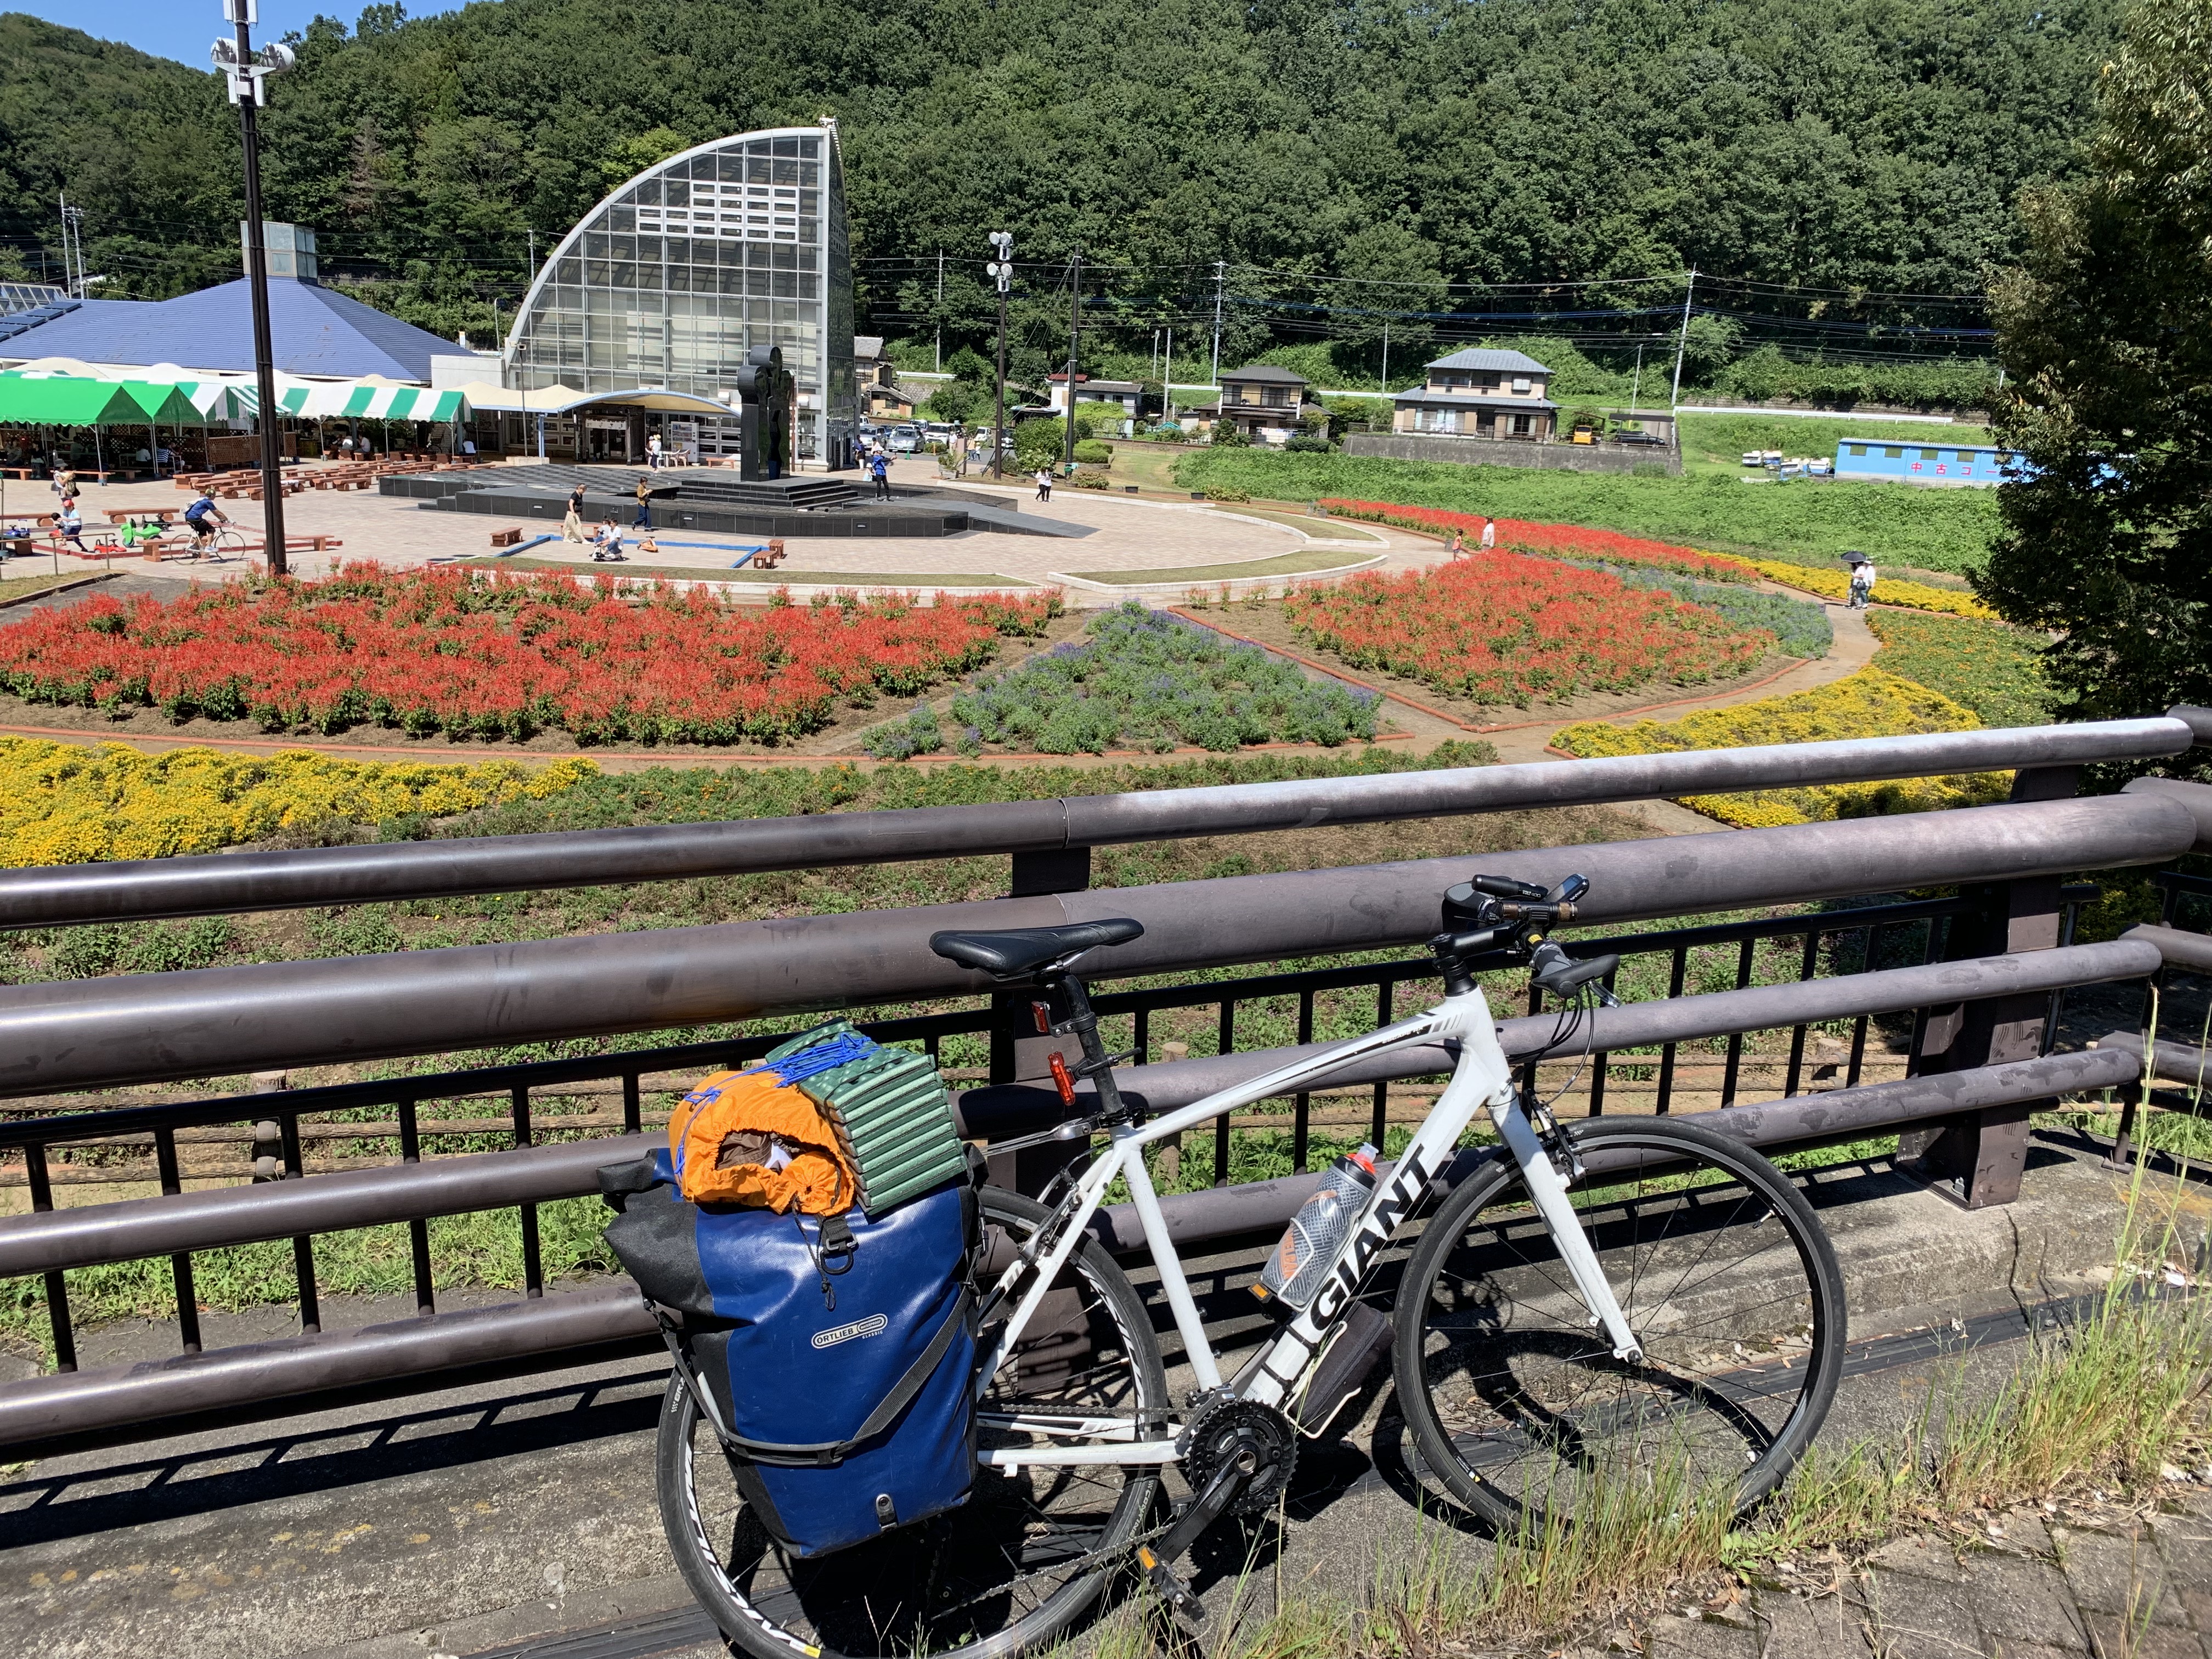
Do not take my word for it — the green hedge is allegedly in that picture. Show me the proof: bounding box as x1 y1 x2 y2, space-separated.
1073 438 1113 464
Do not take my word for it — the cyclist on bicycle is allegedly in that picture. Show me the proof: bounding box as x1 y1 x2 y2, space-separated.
179 491 226 558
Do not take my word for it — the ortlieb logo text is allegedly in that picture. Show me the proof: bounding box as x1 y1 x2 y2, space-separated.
811 1313 888 1349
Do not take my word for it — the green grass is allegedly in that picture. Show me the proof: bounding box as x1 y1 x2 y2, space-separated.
1062 548 1387 584
1865 610 2055 727
467 556 1034 588
1172 450 2000 574
0 569 108 603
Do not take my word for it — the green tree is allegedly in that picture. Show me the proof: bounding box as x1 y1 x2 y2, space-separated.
1978 0 2212 751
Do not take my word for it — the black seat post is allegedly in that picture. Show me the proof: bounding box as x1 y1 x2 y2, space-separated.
1053 973 1128 1120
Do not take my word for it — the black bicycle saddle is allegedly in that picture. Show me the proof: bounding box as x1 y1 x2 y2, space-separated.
928 918 1144 979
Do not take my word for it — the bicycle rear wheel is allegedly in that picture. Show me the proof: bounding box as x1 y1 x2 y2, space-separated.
1395 1115 1844 1530
658 1188 1169 1659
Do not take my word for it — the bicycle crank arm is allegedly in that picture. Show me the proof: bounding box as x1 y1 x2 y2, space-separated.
1136 1443 1270 1622
1488 1096 1644 1363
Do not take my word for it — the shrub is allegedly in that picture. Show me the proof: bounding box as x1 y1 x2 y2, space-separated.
0 736 597 866
1578 565 1831 658
949 602 1381 753
1072 439 1113 464
1865 610 2053 728
1284 434 1333 453
1201 484 1252 503
1283 552 1775 707
1550 667 2006 826
0 565 1059 746
1211 420 1250 448
1069 472 1111 489
860 706 946 760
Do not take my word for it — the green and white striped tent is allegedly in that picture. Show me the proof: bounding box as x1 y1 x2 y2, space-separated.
240 379 467 421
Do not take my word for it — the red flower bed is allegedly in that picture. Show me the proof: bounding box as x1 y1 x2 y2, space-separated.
0 565 1057 744
1283 552 1772 706
1317 501 1753 583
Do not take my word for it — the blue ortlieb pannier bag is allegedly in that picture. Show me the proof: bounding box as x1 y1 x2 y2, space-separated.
600 1148 979 1558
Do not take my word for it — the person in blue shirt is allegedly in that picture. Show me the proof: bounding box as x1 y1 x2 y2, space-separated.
870 449 892 500
180 491 226 557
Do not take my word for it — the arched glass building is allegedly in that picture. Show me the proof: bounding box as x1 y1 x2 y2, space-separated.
503 120 856 470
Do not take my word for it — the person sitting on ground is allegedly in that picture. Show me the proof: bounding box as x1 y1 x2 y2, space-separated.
636 533 661 560
180 490 225 557
591 520 628 562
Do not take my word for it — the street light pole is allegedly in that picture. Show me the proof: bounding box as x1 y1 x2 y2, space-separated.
986 231 1013 481
213 2 295 576
1062 246 1082 471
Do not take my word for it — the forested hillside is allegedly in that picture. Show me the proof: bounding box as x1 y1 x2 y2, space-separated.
0 0 2115 393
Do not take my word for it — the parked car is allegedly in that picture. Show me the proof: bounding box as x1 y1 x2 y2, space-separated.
887 425 923 454
1615 429 1667 447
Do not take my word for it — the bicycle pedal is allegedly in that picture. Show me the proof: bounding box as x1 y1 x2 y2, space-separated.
1136 1546 1207 1623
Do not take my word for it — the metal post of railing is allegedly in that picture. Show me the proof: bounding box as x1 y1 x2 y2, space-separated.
399 1095 434 1317
991 847 1094 1196
278 1107 320 1334
1293 989 1314 1171
25 1145 75 1373
1655 946 1687 1112
1901 764 2081 1207
1782 927 1822 1096
153 1125 202 1355
1214 996 1235 1185
1719 935 1757 1107
512 1084 543 1296
1373 977 1395 1144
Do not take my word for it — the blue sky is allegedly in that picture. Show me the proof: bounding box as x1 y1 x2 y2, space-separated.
22 1 460 66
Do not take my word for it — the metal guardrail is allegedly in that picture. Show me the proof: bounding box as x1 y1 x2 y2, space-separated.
0 720 2204 1455
0 718 2192 930
0 792 2202 1099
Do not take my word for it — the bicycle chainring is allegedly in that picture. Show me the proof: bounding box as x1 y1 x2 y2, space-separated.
1180 1394 1298 1516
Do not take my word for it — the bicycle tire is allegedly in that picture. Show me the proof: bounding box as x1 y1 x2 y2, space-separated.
657 1187 1169 1659
1393 1114 1844 1530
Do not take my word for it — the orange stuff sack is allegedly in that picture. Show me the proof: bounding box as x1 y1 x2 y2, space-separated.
669 1067 857 1215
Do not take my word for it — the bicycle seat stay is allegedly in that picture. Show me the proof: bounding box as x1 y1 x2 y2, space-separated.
928 918 1142 980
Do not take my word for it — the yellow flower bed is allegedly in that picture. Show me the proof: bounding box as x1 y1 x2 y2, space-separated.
0 739 598 866
1551 667 2010 827
1719 558 1998 619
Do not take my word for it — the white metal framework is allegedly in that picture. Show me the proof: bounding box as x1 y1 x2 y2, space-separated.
502 122 856 466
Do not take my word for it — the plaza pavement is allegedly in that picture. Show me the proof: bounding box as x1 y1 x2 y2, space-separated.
30 460 1443 599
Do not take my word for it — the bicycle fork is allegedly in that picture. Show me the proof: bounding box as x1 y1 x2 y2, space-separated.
1487 1090 1644 1363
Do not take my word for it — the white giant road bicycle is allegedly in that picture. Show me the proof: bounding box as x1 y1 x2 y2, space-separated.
659 873 1847 1659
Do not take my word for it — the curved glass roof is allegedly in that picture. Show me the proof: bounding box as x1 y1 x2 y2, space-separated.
504 123 855 464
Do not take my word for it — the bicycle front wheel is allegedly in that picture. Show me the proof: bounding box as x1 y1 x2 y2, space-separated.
657 1187 1169 1659
1395 1115 1844 1530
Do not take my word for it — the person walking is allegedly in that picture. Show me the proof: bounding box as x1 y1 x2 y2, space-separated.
1449 528 1465 558
646 432 663 471
52 463 77 504
1845 552 1876 609
870 449 893 500
1034 465 1052 503
1479 516 1496 550
563 483 588 544
634 475 653 528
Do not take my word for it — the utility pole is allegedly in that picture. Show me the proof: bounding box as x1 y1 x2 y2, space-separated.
1062 247 1082 469
1161 327 1172 425
1631 342 1645 409
1669 268 1697 411
212 1 297 576
986 231 1013 481
1380 321 1390 397
934 249 944 373
1210 259 1225 388
57 197 87 298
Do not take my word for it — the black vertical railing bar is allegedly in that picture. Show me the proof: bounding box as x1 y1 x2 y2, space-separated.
398 1096 435 1317
279 1111 320 1334
1655 946 1688 1114
1587 960 1618 1118
25 1144 75 1373
153 1126 202 1355
1132 1008 1149 1067
621 1074 642 1136
2041 893 2090 1057
1782 928 1823 1096
1719 936 1758 1108
1293 990 1314 1172
512 1085 543 1297
1212 998 1235 1186
1373 978 1395 1146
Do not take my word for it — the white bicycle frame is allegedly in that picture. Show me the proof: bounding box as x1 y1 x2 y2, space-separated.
973 980 1643 1472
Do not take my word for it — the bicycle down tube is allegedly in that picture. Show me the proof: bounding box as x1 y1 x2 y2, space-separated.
971 984 1643 1467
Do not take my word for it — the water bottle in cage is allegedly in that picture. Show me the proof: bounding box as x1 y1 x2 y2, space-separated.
1254 1145 1379 1310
